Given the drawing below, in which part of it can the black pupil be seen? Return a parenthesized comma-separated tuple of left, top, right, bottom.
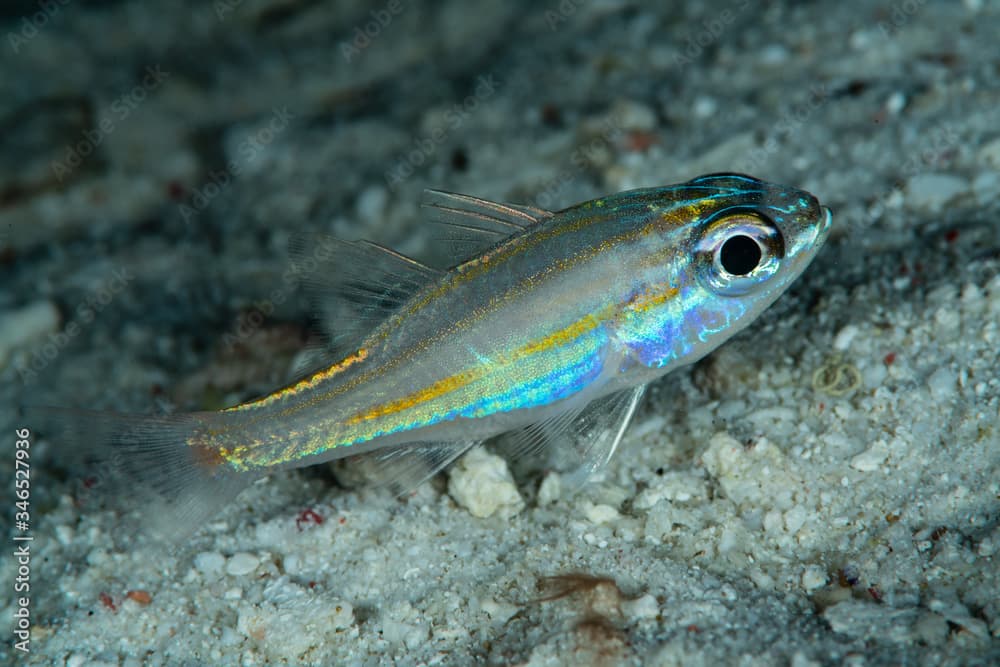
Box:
(719, 235, 761, 275)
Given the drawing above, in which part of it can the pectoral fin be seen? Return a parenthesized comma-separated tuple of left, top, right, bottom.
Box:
(498, 384, 646, 487)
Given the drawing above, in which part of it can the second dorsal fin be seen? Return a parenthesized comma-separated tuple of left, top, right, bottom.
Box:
(421, 189, 552, 264)
(289, 233, 443, 355)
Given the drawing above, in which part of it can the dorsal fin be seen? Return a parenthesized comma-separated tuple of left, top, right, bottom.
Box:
(421, 189, 552, 264)
(288, 233, 442, 356)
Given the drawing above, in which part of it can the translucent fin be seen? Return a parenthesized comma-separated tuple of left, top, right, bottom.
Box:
(287, 338, 342, 379)
(500, 404, 588, 463)
(563, 385, 645, 487)
(505, 202, 554, 219)
(22, 406, 253, 542)
(421, 189, 552, 264)
(498, 385, 645, 488)
(347, 440, 479, 496)
(288, 233, 442, 354)
(422, 189, 549, 230)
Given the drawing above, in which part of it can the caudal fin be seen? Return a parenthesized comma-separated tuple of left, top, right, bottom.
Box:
(22, 406, 253, 541)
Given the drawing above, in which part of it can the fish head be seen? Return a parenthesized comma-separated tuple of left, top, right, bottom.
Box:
(685, 172, 832, 302)
(617, 173, 832, 372)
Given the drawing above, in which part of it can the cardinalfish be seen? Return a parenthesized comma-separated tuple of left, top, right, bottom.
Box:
(29, 173, 831, 537)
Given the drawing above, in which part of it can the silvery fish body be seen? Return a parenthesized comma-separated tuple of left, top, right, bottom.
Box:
(31, 173, 832, 536)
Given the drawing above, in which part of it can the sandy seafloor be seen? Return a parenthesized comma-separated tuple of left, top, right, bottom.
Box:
(1, 0, 999, 665)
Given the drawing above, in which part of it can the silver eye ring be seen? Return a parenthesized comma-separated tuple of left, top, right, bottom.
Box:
(696, 213, 782, 295)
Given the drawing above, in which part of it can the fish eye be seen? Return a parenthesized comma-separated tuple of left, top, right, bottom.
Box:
(718, 234, 762, 276)
(696, 213, 783, 295)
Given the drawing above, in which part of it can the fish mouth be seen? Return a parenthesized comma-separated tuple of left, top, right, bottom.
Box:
(783, 205, 832, 278)
(817, 206, 833, 244)
(799, 205, 832, 252)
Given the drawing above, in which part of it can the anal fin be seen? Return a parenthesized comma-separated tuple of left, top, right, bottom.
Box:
(341, 440, 480, 497)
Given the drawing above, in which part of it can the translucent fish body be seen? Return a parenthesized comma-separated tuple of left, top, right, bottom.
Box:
(29, 173, 832, 535)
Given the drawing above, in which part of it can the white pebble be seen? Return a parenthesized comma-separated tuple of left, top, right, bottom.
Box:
(977, 536, 995, 557)
(692, 96, 717, 118)
(823, 599, 919, 642)
(928, 599, 989, 638)
(0, 300, 60, 366)
(760, 44, 789, 64)
(448, 446, 524, 519)
(977, 136, 1000, 169)
(850, 440, 890, 472)
(934, 305, 960, 330)
(226, 552, 260, 576)
(784, 505, 808, 534)
(972, 170, 1000, 204)
(537, 472, 561, 505)
(480, 597, 519, 625)
(194, 551, 226, 575)
(55, 524, 75, 547)
(801, 565, 828, 591)
(237, 595, 354, 658)
(961, 283, 982, 305)
(926, 367, 956, 401)
(634, 472, 706, 510)
(622, 593, 659, 621)
(629, 415, 666, 440)
(610, 99, 657, 131)
(792, 652, 822, 667)
(904, 173, 968, 212)
(914, 611, 949, 645)
(763, 509, 784, 535)
(355, 185, 388, 224)
(581, 502, 620, 525)
(832, 324, 859, 351)
(380, 619, 416, 646)
(885, 91, 906, 115)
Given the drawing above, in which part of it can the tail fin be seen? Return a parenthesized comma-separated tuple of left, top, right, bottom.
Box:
(22, 406, 254, 541)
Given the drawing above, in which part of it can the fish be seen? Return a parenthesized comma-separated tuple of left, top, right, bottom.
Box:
(27, 173, 832, 537)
